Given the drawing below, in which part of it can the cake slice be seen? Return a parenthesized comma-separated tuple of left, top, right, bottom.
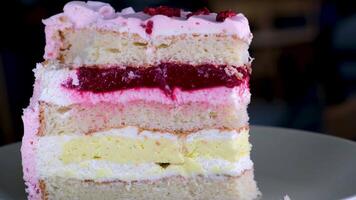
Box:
(21, 1, 260, 200)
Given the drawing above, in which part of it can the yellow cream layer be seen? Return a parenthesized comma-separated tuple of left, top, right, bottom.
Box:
(60, 127, 251, 165)
(43, 156, 254, 181)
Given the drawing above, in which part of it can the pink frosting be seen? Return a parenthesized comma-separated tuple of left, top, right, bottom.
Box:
(64, 85, 250, 106)
(63, 1, 116, 27)
(43, 1, 252, 59)
(21, 105, 41, 200)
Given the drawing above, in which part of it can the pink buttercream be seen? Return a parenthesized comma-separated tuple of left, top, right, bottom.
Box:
(43, 1, 252, 59)
(63, 1, 116, 27)
(21, 105, 41, 200)
(64, 85, 250, 106)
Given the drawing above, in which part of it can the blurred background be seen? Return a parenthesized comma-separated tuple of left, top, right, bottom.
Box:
(0, 0, 355, 146)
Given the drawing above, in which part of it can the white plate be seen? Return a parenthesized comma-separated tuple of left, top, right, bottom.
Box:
(0, 126, 355, 200)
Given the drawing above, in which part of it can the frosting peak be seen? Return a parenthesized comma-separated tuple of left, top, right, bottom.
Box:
(63, 1, 116, 27)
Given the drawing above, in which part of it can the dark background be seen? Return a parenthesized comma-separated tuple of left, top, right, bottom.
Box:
(0, 0, 355, 146)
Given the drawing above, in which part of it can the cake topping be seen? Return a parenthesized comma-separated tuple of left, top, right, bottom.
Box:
(43, 1, 252, 60)
(44, 1, 251, 40)
(63, 1, 116, 27)
(216, 10, 237, 22)
(186, 7, 210, 18)
(143, 6, 181, 17)
(120, 7, 135, 15)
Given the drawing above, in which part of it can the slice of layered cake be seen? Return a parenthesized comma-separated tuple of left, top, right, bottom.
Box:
(21, 1, 260, 199)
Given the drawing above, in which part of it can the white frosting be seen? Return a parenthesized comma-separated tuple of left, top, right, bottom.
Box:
(96, 126, 241, 140)
(98, 126, 177, 140)
(186, 129, 239, 142)
(38, 126, 245, 143)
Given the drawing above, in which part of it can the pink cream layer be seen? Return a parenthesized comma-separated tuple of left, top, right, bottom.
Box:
(43, 1, 252, 60)
(66, 86, 250, 106)
(21, 105, 41, 200)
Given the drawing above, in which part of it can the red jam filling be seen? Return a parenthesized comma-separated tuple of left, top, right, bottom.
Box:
(63, 64, 250, 96)
(142, 6, 237, 22)
(187, 7, 210, 18)
(143, 6, 181, 17)
(142, 20, 154, 34)
(216, 10, 237, 22)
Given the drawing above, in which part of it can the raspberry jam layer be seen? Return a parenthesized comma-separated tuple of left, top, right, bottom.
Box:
(63, 63, 250, 95)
